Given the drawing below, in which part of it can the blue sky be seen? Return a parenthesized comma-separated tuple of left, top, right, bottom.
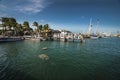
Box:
(0, 0, 120, 33)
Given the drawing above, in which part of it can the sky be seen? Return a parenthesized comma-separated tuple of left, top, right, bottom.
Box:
(0, 0, 120, 33)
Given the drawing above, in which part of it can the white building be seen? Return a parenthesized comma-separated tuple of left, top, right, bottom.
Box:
(59, 30, 73, 39)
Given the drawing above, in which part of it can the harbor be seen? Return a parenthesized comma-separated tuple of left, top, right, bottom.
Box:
(0, 17, 119, 43)
(0, 0, 120, 80)
(0, 18, 120, 80)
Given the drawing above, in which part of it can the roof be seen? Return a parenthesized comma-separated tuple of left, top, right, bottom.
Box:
(52, 30, 61, 33)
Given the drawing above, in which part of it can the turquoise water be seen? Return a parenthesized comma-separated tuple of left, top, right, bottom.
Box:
(0, 38, 120, 80)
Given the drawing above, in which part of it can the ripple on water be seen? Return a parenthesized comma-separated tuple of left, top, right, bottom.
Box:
(0, 38, 120, 80)
(0, 54, 9, 80)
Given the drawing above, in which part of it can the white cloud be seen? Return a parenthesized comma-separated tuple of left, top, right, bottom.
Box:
(0, 0, 51, 15)
(15, 0, 50, 13)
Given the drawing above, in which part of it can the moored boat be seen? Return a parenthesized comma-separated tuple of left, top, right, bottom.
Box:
(0, 37, 24, 42)
(90, 34, 99, 39)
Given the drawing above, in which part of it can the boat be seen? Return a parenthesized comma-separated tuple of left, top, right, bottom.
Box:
(24, 36, 32, 40)
(88, 18, 99, 39)
(31, 36, 46, 41)
(90, 34, 99, 39)
(40, 37, 46, 41)
(0, 37, 24, 42)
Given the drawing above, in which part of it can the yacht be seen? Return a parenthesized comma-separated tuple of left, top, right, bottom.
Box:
(90, 34, 99, 39)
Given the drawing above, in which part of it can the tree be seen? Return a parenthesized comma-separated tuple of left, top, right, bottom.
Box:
(38, 25, 42, 32)
(2, 17, 17, 29)
(23, 21, 31, 35)
(43, 24, 49, 31)
(16, 23, 24, 36)
(33, 21, 39, 34)
(38, 25, 42, 30)
(33, 22, 38, 28)
(1, 17, 17, 36)
(43, 24, 51, 40)
(23, 21, 30, 30)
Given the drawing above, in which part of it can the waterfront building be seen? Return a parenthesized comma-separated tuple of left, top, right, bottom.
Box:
(59, 30, 73, 39)
(51, 30, 61, 40)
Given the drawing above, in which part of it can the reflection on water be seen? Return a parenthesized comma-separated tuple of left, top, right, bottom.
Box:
(0, 38, 120, 80)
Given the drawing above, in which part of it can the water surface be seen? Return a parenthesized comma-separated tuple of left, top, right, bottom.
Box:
(0, 38, 120, 80)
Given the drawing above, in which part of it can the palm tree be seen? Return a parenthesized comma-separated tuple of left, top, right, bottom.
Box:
(32, 22, 39, 35)
(23, 21, 30, 35)
(43, 24, 49, 30)
(16, 23, 24, 36)
(33, 22, 38, 29)
(1, 17, 17, 36)
(9, 18, 17, 35)
(43, 24, 50, 40)
(1, 17, 8, 34)
(23, 21, 30, 29)
(38, 25, 43, 36)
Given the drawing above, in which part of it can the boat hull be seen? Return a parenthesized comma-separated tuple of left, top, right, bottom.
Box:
(0, 37, 24, 42)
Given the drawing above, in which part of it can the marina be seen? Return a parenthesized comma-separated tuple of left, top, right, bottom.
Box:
(0, 0, 120, 80)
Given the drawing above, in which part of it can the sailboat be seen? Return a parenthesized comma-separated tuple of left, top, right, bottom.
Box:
(88, 18, 99, 39)
(90, 33, 99, 39)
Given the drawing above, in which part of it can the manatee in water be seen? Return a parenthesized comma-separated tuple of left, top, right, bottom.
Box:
(38, 54, 49, 60)
(42, 47, 48, 50)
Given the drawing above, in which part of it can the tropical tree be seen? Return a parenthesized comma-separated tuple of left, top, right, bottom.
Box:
(16, 23, 24, 36)
(1, 17, 17, 36)
(43, 24, 51, 40)
(38, 25, 42, 30)
(23, 21, 30, 30)
(33, 21, 39, 33)
(23, 21, 31, 35)
(33, 22, 38, 29)
(38, 25, 43, 35)
(43, 24, 49, 31)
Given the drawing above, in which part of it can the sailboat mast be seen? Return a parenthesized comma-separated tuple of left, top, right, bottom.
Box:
(88, 18, 92, 34)
(96, 19, 99, 34)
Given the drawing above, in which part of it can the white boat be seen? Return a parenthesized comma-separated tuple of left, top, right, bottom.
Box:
(24, 36, 32, 40)
(91, 36, 99, 39)
(40, 37, 46, 41)
(31, 36, 46, 41)
(88, 18, 99, 40)
(90, 34, 99, 39)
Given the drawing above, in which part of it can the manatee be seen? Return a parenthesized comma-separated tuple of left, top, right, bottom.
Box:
(38, 54, 49, 60)
(42, 47, 48, 50)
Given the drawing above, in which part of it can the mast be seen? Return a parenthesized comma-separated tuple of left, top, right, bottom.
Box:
(96, 19, 99, 34)
(88, 18, 92, 34)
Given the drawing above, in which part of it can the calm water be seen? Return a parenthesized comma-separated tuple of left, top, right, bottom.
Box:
(0, 38, 120, 80)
